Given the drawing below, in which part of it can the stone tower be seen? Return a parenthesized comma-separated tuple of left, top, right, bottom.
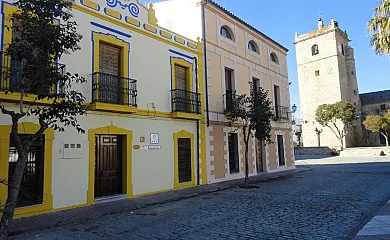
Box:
(294, 19, 361, 149)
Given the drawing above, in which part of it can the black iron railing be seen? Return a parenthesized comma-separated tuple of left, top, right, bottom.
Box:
(91, 72, 137, 106)
(1, 52, 66, 95)
(275, 106, 289, 121)
(223, 90, 235, 112)
(171, 89, 201, 114)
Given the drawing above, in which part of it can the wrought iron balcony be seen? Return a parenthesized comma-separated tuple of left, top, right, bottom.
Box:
(91, 72, 137, 106)
(223, 90, 235, 112)
(171, 89, 201, 114)
(275, 106, 289, 121)
(1, 52, 66, 95)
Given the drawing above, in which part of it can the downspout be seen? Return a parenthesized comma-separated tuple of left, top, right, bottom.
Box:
(201, 0, 210, 127)
(194, 57, 200, 185)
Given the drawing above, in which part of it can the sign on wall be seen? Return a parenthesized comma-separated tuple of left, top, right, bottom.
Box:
(150, 133, 159, 144)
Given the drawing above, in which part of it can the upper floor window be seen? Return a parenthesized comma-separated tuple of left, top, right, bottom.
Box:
(220, 26, 233, 40)
(311, 44, 319, 55)
(338, 43, 345, 55)
(248, 41, 258, 53)
(270, 52, 278, 64)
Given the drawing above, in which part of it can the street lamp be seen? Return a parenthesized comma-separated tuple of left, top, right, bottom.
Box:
(289, 104, 298, 114)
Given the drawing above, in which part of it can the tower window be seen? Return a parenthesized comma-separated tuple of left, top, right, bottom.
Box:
(351, 71, 354, 75)
(311, 44, 319, 55)
(315, 70, 320, 76)
(338, 43, 345, 55)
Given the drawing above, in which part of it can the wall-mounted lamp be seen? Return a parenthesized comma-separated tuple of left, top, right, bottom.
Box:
(289, 104, 298, 114)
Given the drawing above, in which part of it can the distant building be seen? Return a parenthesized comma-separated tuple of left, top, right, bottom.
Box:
(295, 18, 390, 148)
(360, 90, 390, 146)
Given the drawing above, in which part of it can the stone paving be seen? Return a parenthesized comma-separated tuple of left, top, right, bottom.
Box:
(10, 156, 390, 240)
(355, 199, 390, 239)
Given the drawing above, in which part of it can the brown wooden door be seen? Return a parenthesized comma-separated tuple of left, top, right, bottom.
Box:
(95, 135, 122, 198)
(256, 141, 264, 173)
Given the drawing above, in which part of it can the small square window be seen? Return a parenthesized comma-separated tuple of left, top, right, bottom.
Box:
(380, 104, 386, 111)
(71, 144, 75, 148)
(64, 144, 69, 149)
(315, 70, 320, 76)
(77, 144, 82, 149)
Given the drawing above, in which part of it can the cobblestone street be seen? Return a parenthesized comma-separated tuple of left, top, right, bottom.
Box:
(11, 157, 390, 240)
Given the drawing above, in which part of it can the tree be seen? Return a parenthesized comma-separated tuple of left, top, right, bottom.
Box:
(363, 111, 390, 146)
(0, 0, 87, 238)
(314, 127, 323, 147)
(368, 0, 390, 55)
(225, 83, 274, 188)
(315, 101, 356, 150)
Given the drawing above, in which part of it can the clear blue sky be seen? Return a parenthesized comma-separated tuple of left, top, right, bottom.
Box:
(211, 0, 390, 118)
(152, 0, 390, 117)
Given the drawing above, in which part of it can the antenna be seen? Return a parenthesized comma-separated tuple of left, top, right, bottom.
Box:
(319, 11, 322, 20)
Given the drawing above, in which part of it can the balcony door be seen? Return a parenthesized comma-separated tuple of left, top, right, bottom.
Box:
(274, 85, 281, 119)
(99, 43, 121, 104)
(174, 65, 190, 112)
(225, 68, 234, 111)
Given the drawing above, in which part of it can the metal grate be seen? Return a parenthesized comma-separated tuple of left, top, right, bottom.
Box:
(178, 138, 192, 183)
(8, 135, 45, 208)
(171, 89, 201, 114)
(91, 72, 137, 106)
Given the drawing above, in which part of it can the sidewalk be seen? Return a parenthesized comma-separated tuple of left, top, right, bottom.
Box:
(9, 167, 309, 236)
(355, 199, 390, 240)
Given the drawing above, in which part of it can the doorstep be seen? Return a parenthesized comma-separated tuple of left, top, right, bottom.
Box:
(9, 167, 310, 236)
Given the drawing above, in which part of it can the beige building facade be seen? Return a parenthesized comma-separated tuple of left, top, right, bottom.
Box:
(295, 18, 362, 149)
(154, 0, 296, 183)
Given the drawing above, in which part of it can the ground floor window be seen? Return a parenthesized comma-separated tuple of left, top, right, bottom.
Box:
(228, 133, 239, 173)
(277, 135, 285, 166)
(178, 138, 192, 183)
(8, 134, 45, 207)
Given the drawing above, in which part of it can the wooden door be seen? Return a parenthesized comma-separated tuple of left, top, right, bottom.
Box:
(277, 135, 285, 166)
(95, 135, 122, 198)
(256, 141, 265, 173)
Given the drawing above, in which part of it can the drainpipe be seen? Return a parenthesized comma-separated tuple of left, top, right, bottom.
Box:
(195, 56, 200, 186)
(201, 0, 210, 127)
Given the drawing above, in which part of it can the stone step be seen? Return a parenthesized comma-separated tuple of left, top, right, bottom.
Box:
(340, 147, 390, 157)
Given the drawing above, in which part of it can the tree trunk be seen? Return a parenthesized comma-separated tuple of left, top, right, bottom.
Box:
(317, 133, 321, 147)
(0, 152, 27, 240)
(244, 139, 249, 189)
(340, 137, 344, 151)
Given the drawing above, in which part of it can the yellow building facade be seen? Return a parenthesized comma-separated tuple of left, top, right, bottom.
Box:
(0, 0, 206, 218)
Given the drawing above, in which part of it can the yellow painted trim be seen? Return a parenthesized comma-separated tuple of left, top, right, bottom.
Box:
(80, 0, 100, 11)
(125, 16, 140, 27)
(143, 23, 157, 33)
(89, 102, 138, 114)
(160, 30, 172, 40)
(174, 36, 185, 45)
(92, 32, 130, 105)
(173, 130, 196, 189)
(187, 41, 197, 49)
(88, 125, 133, 204)
(171, 112, 202, 120)
(2, 3, 18, 51)
(147, 3, 158, 25)
(171, 58, 193, 93)
(73, 4, 201, 55)
(0, 122, 54, 218)
(104, 7, 122, 20)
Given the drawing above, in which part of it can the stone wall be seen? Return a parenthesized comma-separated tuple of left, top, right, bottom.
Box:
(294, 147, 332, 156)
